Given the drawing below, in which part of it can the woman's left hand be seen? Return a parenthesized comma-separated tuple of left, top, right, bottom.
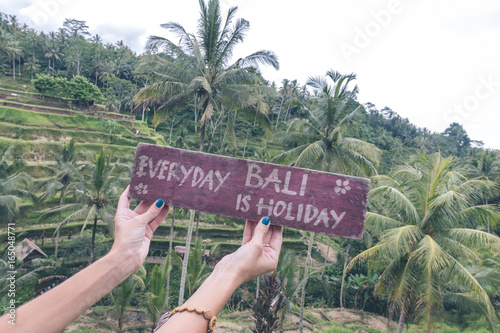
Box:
(216, 217, 283, 285)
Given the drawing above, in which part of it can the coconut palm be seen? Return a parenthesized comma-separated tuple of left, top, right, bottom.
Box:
(135, 0, 279, 306)
(0, 146, 32, 224)
(41, 150, 128, 263)
(44, 48, 62, 75)
(111, 265, 146, 333)
(145, 255, 172, 333)
(469, 149, 500, 233)
(273, 70, 380, 176)
(348, 152, 500, 333)
(134, 0, 279, 151)
(0, 257, 54, 314)
(37, 139, 80, 260)
(273, 70, 380, 331)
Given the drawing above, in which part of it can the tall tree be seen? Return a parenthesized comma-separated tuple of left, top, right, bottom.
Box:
(348, 152, 500, 333)
(469, 149, 500, 233)
(111, 265, 146, 333)
(37, 139, 80, 260)
(42, 151, 128, 263)
(273, 70, 380, 331)
(135, 0, 279, 151)
(145, 256, 172, 333)
(0, 146, 32, 224)
(135, 0, 279, 305)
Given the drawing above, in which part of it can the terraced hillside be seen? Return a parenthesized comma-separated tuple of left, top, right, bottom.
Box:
(0, 87, 315, 263)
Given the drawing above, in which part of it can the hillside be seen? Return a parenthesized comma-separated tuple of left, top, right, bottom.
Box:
(0, 83, 314, 257)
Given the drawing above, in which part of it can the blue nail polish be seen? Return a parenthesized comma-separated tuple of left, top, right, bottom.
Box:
(262, 216, 270, 226)
(156, 199, 164, 208)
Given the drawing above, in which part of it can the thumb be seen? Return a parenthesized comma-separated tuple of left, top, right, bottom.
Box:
(137, 199, 165, 224)
(251, 216, 271, 245)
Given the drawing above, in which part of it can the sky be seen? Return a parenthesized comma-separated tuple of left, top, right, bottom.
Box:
(1, 0, 499, 149)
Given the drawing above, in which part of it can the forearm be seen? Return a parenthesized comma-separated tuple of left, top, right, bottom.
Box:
(0, 251, 136, 333)
(158, 263, 242, 332)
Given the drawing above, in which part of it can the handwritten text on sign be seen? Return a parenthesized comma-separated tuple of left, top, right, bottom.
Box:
(130, 143, 370, 239)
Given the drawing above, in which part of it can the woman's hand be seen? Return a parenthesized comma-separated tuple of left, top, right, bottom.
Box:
(216, 217, 283, 285)
(110, 186, 170, 272)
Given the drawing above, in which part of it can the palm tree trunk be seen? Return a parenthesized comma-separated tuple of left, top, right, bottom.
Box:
(275, 97, 285, 129)
(299, 232, 315, 333)
(486, 198, 490, 233)
(340, 240, 350, 308)
(12, 53, 15, 81)
(178, 209, 195, 306)
(199, 122, 206, 152)
(54, 187, 66, 260)
(321, 236, 332, 277)
(165, 207, 175, 305)
(397, 308, 405, 333)
(90, 210, 98, 264)
(255, 275, 260, 300)
(195, 212, 200, 242)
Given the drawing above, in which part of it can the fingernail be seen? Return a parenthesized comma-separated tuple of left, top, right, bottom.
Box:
(156, 199, 164, 208)
(262, 216, 270, 226)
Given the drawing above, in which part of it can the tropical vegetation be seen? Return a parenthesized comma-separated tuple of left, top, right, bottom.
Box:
(0, 1, 499, 332)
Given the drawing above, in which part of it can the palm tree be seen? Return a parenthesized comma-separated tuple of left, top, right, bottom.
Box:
(0, 146, 32, 224)
(273, 71, 380, 331)
(112, 265, 146, 333)
(37, 139, 80, 260)
(44, 48, 62, 75)
(348, 152, 500, 333)
(8, 40, 21, 81)
(24, 56, 41, 80)
(135, 0, 279, 306)
(469, 149, 500, 233)
(41, 150, 128, 263)
(0, 258, 54, 314)
(273, 70, 379, 176)
(275, 79, 290, 129)
(135, 0, 279, 151)
(145, 255, 172, 333)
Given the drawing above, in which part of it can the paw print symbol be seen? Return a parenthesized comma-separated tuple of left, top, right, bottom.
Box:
(134, 183, 148, 195)
(334, 179, 351, 195)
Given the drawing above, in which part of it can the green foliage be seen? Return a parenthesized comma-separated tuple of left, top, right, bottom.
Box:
(60, 230, 110, 260)
(32, 74, 104, 106)
(135, 0, 279, 150)
(0, 146, 32, 223)
(67, 75, 104, 105)
(32, 73, 57, 95)
(145, 255, 172, 330)
(349, 152, 500, 331)
(273, 71, 380, 177)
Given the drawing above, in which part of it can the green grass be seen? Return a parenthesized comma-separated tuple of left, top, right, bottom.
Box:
(0, 106, 131, 134)
(0, 137, 137, 160)
(0, 121, 155, 146)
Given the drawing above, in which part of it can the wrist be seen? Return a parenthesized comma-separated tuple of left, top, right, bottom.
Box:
(105, 249, 138, 279)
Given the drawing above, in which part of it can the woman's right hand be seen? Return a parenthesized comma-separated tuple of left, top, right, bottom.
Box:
(215, 217, 283, 285)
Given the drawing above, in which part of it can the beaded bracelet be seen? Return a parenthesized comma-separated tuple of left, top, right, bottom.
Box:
(171, 305, 217, 333)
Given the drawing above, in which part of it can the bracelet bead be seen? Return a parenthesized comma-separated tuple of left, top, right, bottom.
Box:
(170, 305, 216, 333)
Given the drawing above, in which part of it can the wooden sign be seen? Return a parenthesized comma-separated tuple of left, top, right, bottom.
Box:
(130, 143, 370, 239)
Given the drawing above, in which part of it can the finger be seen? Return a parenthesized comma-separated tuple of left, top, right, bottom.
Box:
(135, 198, 165, 225)
(117, 186, 131, 211)
(242, 220, 257, 245)
(269, 225, 283, 250)
(149, 206, 170, 233)
(134, 200, 153, 215)
(250, 216, 271, 245)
